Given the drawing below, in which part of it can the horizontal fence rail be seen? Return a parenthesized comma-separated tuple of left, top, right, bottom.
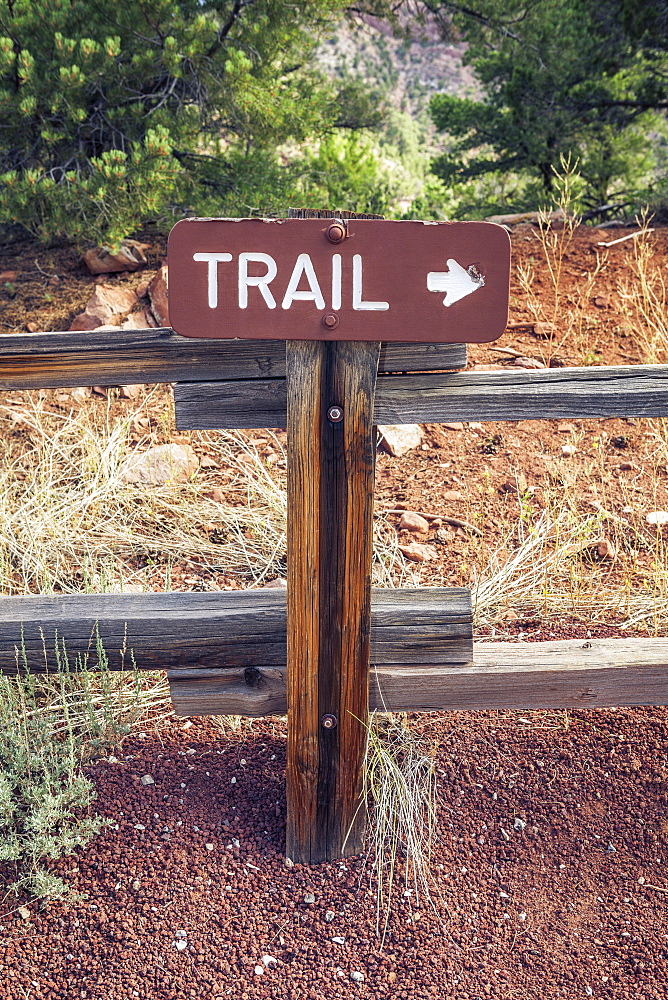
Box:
(175, 365, 668, 428)
(0, 328, 467, 390)
(167, 636, 668, 716)
(0, 588, 473, 675)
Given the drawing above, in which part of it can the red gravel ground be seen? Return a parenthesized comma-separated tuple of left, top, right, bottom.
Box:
(2, 706, 668, 1000)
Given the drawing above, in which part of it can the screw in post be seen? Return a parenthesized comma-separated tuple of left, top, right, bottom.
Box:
(321, 713, 338, 730)
(327, 405, 343, 423)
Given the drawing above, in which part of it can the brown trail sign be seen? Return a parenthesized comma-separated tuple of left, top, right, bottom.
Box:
(167, 211, 510, 863)
(3, 212, 668, 868)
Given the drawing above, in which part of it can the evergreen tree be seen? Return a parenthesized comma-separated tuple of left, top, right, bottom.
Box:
(0, 1, 381, 243)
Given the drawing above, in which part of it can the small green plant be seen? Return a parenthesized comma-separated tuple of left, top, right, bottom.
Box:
(0, 630, 166, 905)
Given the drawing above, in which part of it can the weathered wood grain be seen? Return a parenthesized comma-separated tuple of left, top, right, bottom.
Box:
(0, 588, 472, 675)
(285, 339, 381, 863)
(174, 364, 668, 429)
(0, 328, 466, 391)
(168, 637, 668, 716)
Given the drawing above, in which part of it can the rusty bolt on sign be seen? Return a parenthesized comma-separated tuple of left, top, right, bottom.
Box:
(326, 222, 346, 244)
(321, 713, 338, 730)
(322, 312, 339, 331)
(327, 405, 343, 423)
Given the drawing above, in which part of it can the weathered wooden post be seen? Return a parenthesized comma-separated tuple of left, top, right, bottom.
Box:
(167, 211, 510, 863)
(285, 337, 380, 861)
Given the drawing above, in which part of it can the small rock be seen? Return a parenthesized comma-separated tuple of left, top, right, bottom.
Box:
(148, 265, 169, 326)
(557, 423, 574, 432)
(593, 294, 609, 308)
(18, 906, 30, 921)
(442, 489, 465, 502)
(260, 577, 287, 589)
(304, 893, 316, 904)
(205, 843, 214, 851)
(442, 421, 464, 431)
(121, 308, 157, 330)
(399, 543, 438, 563)
(324, 910, 336, 922)
(132, 880, 141, 891)
(596, 538, 616, 561)
(261, 955, 277, 967)
(69, 284, 138, 331)
(350, 971, 365, 983)
(332, 936, 346, 945)
(26, 321, 39, 333)
(82, 240, 150, 275)
(254, 965, 264, 976)
(607, 842, 616, 853)
(532, 321, 555, 338)
(0, 269, 18, 282)
(398, 511, 429, 533)
(377, 424, 424, 457)
(175, 929, 187, 939)
(175, 940, 187, 951)
(119, 443, 199, 486)
(561, 444, 577, 456)
(501, 608, 521, 622)
(513, 356, 545, 369)
(118, 384, 144, 399)
(140, 774, 154, 785)
(646, 510, 668, 525)
(513, 817, 526, 831)
(284, 857, 294, 868)
(619, 461, 634, 471)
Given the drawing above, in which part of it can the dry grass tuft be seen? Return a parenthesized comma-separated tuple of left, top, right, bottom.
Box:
(362, 711, 439, 943)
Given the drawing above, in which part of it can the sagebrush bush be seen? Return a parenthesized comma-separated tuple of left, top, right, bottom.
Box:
(0, 631, 145, 903)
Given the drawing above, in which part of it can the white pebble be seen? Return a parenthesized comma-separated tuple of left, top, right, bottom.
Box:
(140, 774, 154, 785)
(175, 929, 187, 939)
(205, 843, 214, 851)
(332, 936, 346, 945)
(562, 444, 577, 456)
(261, 955, 277, 967)
(646, 511, 668, 525)
(254, 965, 264, 976)
(175, 940, 187, 951)
(231, 777, 237, 784)
(350, 971, 365, 983)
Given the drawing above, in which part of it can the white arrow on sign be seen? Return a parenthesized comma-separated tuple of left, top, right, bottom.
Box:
(427, 259, 485, 308)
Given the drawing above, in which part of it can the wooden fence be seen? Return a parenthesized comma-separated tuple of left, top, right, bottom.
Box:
(1, 325, 666, 715)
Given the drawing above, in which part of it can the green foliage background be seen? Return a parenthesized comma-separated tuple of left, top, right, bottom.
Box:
(0, 0, 667, 241)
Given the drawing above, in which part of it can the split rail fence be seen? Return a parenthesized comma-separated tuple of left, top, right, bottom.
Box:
(2, 324, 668, 856)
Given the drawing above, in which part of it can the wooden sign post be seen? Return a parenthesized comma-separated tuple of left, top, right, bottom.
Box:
(173, 212, 509, 862)
(286, 339, 380, 861)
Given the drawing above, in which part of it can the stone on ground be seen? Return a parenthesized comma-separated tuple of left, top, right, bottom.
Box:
(398, 511, 430, 533)
(69, 284, 138, 331)
(120, 443, 199, 486)
(148, 265, 169, 326)
(82, 240, 150, 275)
(378, 424, 423, 457)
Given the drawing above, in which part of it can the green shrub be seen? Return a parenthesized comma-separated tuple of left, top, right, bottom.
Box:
(0, 631, 149, 903)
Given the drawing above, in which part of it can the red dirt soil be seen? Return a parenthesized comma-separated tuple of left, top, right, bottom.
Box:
(1, 222, 668, 998)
